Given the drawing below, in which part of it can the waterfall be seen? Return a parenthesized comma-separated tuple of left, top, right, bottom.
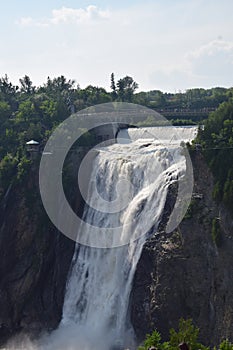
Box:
(54, 126, 196, 350)
(5, 126, 197, 350)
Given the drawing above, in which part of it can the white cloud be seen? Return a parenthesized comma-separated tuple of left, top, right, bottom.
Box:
(186, 39, 233, 83)
(17, 16, 49, 28)
(188, 39, 233, 60)
(51, 6, 110, 24)
(18, 5, 110, 27)
(148, 39, 233, 91)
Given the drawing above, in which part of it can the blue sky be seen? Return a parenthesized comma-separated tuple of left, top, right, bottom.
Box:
(1, 0, 233, 92)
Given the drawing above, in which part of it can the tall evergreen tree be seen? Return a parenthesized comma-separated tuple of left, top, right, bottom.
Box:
(110, 73, 117, 101)
(19, 75, 35, 95)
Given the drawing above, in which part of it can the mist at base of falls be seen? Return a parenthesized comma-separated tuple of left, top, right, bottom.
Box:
(4, 126, 197, 350)
(5, 324, 129, 350)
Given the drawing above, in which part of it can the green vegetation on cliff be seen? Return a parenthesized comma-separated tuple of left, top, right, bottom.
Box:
(196, 100, 233, 215)
(139, 319, 233, 350)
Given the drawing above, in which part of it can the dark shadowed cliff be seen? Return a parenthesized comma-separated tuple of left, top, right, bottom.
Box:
(0, 164, 75, 344)
(131, 151, 233, 345)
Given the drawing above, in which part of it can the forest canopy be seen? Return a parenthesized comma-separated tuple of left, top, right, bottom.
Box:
(0, 73, 233, 209)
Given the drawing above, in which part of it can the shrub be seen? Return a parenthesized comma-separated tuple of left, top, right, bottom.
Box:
(138, 330, 162, 350)
(0, 153, 18, 190)
(169, 318, 201, 350)
(17, 156, 31, 182)
(138, 319, 209, 350)
(219, 339, 233, 350)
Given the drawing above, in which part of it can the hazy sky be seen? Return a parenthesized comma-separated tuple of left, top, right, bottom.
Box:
(1, 0, 233, 92)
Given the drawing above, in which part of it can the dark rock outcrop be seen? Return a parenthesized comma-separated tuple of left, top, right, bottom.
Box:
(131, 152, 233, 345)
(0, 148, 89, 344)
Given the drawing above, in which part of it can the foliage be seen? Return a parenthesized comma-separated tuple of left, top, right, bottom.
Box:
(17, 156, 32, 182)
(212, 181, 222, 204)
(169, 318, 204, 350)
(0, 153, 18, 199)
(184, 199, 197, 219)
(138, 319, 221, 350)
(197, 100, 233, 215)
(19, 75, 35, 94)
(138, 330, 162, 350)
(223, 172, 233, 214)
(110, 72, 117, 101)
(138, 320, 233, 350)
(1, 73, 233, 204)
(0, 100, 11, 123)
(116, 75, 139, 102)
(219, 339, 233, 350)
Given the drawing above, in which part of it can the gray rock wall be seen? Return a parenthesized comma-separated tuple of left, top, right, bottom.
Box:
(131, 152, 233, 346)
(0, 147, 90, 344)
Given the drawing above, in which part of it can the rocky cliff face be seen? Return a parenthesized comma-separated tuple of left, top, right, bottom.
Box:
(0, 149, 88, 345)
(131, 152, 233, 345)
(0, 150, 233, 347)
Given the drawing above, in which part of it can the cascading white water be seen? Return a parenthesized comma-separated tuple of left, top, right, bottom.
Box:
(54, 126, 197, 350)
(4, 126, 197, 350)
(118, 125, 198, 144)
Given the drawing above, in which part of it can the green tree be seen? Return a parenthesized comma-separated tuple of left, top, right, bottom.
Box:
(0, 154, 18, 191)
(110, 72, 117, 101)
(39, 98, 58, 125)
(197, 100, 233, 216)
(138, 330, 162, 350)
(0, 74, 18, 109)
(40, 75, 75, 96)
(169, 319, 203, 350)
(19, 75, 35, 95)
(0, 100, 11, 124)
(78, 85, 111, 106)
(116, 75, 139, 102)
(16, 100, 38, 122)
(137, 319, 210, 350)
